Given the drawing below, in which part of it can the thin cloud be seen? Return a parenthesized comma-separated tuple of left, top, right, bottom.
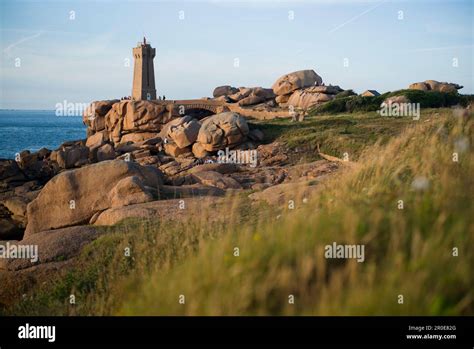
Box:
(3, 31, 43, 56)
(328, 0, 387, 33)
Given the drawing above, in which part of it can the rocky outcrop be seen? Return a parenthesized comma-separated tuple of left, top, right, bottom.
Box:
(119, 132, 157, 144)
(238, 95, 265, 106)
(160, 115, 201, 149)
(227, 87, 275, 105)
(275, 94, 291, 104)
(3, 196, 30, 228)
(24, 160, 163, 236)
(409, 80, 463, 93)
(163, 143, 192, 157)
(269, 71, 341, 109)
(191, 171, 242, 189)
(93, 199, 185, 226)
(426, 80, 461, 93)
(256, 142, 289, 166)
(96, 143, 116, 162)
(252, 87, 276, 100)
(287, 88, 335, 110)
(159, 184, 226, 199)
(158, 159, 193, 178)
(85, 131, 106, 150)
(0, 219, 22, 240)
(121, 101, 169, 132)
(187, 163, 239, 175)
(0, 178, 43, 246)
(408, 82, 428, 91)
(248, 129, 265, 142)
(82, 98, 263, 163)
(307, 85, 343, 95)
(248, 181, 319, 206)
(83, 99, 119, 136)
(228, 88, 252, 102)
(0, 160, 26, 186)
(272, 70, 323, 96)
(50, 140, 89, 169)
(15, 149, 55, 182)
(213, 85, 239, 98)
(192, 142, 210, 158)
(195, 112, 249, 152)
(93, 196, 222, 226)
(0, 158, 45, 239)
(105, 100, 173, 144)
(0, 226, 102, 271)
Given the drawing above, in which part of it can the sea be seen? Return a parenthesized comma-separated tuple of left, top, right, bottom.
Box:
(0, 110, 86, 159)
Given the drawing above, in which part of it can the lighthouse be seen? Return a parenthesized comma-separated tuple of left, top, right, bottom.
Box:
(132, 37, 157, 101)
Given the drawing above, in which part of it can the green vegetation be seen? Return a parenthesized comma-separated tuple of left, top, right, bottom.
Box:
(3, 108, 473, 316)
(255, 110, 430, 161)
(335, 89, 357, 99)
(310, 90, 472, 115)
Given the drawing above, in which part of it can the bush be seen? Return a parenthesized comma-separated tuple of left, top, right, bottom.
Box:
(310, 89, 469, 115)
(453, 94, 473, 107)
(311, 94, 389, 115)
(311, 97, 349, 114)
(344, 94, 389, 112)
(387, 89, 459, 108)
(335, 89, 357, 99)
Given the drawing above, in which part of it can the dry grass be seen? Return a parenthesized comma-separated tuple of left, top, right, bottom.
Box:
(6, 109, 473, 316)
(118, 109, 473, 315)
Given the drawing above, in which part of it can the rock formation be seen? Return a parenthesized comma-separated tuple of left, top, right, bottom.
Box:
(50, 140, 89, 169)
(195, 112, 249, 152)
(2, 65, 469, 311)
(287, 85, 343, 109)
(272, 70, 323, 96)
(24, 160, 162, 236)
(213, 85, 239, 98)
(159, 115, 201, 149)
(408, 80, 463, 93)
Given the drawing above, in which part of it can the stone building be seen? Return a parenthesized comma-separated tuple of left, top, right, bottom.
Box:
(132, 37, 157, 100)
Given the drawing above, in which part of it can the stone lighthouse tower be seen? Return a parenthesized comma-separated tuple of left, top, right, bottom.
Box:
(132, 37, 157, 100)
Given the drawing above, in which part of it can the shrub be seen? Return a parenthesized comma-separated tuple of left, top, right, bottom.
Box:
(311, 97, 349, 114)
(335, 89, 357, 99)
(311, 90, 469, 115)
(344, 94, 389, 112)
(387, 89, 459, 108)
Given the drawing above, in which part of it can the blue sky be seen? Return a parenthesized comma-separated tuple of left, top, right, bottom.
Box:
(0, 0, 472, 109)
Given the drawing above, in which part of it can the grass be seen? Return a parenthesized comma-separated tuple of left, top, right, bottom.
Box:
(4, 196, 270, 315)
(2, 108, 473, 316)
(255, 110, 432, 161)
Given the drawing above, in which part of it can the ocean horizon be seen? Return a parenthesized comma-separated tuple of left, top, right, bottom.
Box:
(0, 110, 86, 159)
